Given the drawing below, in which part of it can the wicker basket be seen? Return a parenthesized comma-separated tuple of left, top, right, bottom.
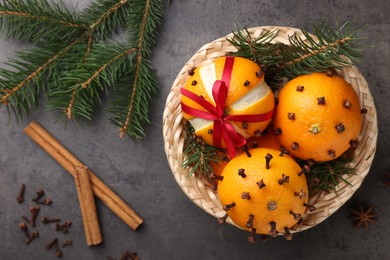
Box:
(163, 26, 378, 233)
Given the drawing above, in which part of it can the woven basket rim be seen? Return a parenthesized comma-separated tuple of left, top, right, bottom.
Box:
(163, 26, 378, 233)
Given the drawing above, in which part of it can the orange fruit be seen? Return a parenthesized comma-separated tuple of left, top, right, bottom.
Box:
(218, 148, 308, 237)
(181, 56, 274, 147)
(273, 72, 363, 161)
(211, 126, 284, 176)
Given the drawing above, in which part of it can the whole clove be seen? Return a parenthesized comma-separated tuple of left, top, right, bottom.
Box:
(242, 145, 251, 158)
(335, 123, 345, 133)
(291, 142, 299, 150)
(317, 96, 326, 105)
(19, 222, 30, 239)
(223, 202, 236, 211)
(37, 198, 52, 205)
(17, 184, 26, 203)
(296, 85, 304, 92)
(217, 213, 228, 224)
(209, 173, 223, 181)
(188, 67, 196, 76)
(62, 240, 73, 248)
(32, 189, 45, 202)
(241, 192, 250, 200)
(46, 238, 59, 250)
(343, 99, 352, 108)
(278, 174, 290, 185)
(298, 164, 310, 176)
(284, 227, 293, 240)
(41, 217, 61, 224)
(238, 169, 246, 178)
(287, 112, 295, 120)
(269, 222, 278, 238)
(244, 80, 250, 87)
(274, 127, 282, 135)
(248, 228, 256, 243)
(55, 221, 72, 234)
(257, 179, 266, 189)
(289, 210, 301, 220)
(294, 189, 307, 199)
(279, 147, 289, 157)
(265, 153, 273, 169)
(120, 251, 139, 260)
(24, 206, 40, 226)
(246, 214, 254, 228)
(304, 203, 316, 212)
(327, 150, 336, 158)
(26, 231, 39, 245)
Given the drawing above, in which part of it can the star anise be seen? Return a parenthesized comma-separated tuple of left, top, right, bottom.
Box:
(348, 203, 378, 230)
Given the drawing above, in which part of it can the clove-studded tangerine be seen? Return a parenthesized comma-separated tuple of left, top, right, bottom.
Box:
(273, 72, 363, 161)
(218, 148, 308, 237)
(181, 56, 274, 149)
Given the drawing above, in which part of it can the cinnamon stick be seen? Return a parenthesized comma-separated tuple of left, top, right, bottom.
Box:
(23, 121, 143, 230)
(74, 165, 102, 246)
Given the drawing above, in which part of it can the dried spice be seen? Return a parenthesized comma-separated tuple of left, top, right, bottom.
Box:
(348, 203, 378, 229)
(17, 184, 25, 203)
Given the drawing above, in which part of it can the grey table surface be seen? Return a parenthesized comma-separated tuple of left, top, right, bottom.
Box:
(1, 0, 389, 259)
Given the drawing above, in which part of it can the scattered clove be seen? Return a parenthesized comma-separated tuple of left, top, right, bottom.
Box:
(24, 206, 40, 226)
(241, 192, 250, 200)
(19, 222, 30, 239)
(361, 108, 368, 114)
(41, 217, 61, 224)
(62, 240, 73, 248)
(32, 189, 45, 202)
(120, 251, 139, 260)
(223, 202, 236, 211)
(46, 238, 59, 250)
(238, 168, 246, 178)
(55, 221, 72, 234)
(248, 228, 256, 243)
(269, 222, 278, 238)
(278, 174, 290, 185)
(17, 183, 26, 203)
(246, 215, 254, 228)
(26, 231, 39, 245)
(256, 179, 266, 189)
(37, 198, 52, 205)
(284, 227, 293, 240)
(265, 153, 273, 169)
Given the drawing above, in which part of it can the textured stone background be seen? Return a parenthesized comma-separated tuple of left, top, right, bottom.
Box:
(1, 0, 389, 259)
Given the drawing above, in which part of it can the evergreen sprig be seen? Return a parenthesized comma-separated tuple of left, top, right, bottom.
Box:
(182, 123, 225, 177)
(0, 0, 86, 42)
(0, 0, 165, 138)
(229, 20, 365, 83)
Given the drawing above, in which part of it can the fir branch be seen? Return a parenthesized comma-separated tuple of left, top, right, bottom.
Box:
(0, 0, 86, 42)
(0, 36, 84, 117)
(110, 0, 164, 138)
(307, 158, 355, 196)
(182, 123, 225, 177)
(81, 0, 131, 40)
(47, 43, 136, 120)
(229, 20, 365, 81)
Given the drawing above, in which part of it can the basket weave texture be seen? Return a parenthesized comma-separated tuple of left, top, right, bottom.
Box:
(163, 26, 378, 232)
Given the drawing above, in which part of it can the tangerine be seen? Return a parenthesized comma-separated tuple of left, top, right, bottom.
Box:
(181, 56, 274, 147)
(273, 72, 363, 161)
(218, 148, 308, 237)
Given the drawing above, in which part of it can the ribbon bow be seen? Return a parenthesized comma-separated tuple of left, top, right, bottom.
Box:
(181, 56, 273, 158)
